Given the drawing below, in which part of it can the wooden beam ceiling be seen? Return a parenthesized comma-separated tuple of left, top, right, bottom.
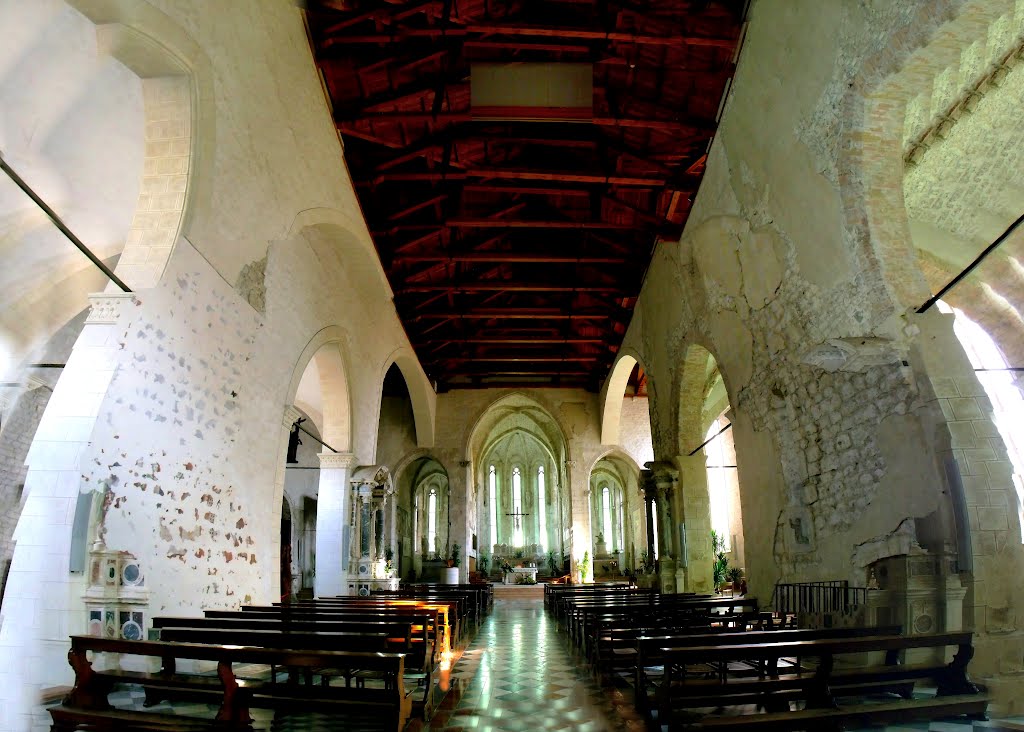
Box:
(306, 0, 745, 391)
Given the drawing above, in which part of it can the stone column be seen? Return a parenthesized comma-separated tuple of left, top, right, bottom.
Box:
(0, 293, 135, 729)
(566, 459, 592, 581)
(445, 459, 473, 582)
(674, 452, 715, 594)
(314, 451, 356, 597)
(646, 461, 678, 593)
(642, 479, 656, 561)
(907, 309, 1024, 707)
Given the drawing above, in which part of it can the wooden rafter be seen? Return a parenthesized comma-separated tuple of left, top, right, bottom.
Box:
(306, 0, 745, 390)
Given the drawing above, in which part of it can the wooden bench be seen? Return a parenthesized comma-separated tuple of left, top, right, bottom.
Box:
(631, 625, 902, 712)
(655, 631, 987, 730)
(569, 596, 753, 649)
(49, 635, 414, 731)
(153, 616, 436, 714)
(244, 601, 452, 654)
(276, 599, 457, 649)
(155, 613, 436, 673)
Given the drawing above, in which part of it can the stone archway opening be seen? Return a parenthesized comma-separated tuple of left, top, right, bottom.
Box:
(676, 343, 745, 594)
(394, 456, 450, 581)
(587, 453, 641, 581)
(466, 394, 572, 581)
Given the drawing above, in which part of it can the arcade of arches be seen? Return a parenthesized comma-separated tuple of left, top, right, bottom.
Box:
(3, 0, 1024, 728)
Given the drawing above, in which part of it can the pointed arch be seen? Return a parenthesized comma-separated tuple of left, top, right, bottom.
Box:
(380, 348, 436, 449)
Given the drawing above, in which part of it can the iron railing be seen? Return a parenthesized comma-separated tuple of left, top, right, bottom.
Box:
(772, 580, 869, 617)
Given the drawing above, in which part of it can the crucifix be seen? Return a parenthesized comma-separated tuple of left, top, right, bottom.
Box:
(505, 508, 530, 531)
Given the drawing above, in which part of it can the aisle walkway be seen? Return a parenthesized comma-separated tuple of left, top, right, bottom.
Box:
(426, 599, 644, 732)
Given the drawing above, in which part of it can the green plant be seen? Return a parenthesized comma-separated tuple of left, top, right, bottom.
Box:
(712, 530, 729, 589)
(727, 566, 743, 584)
(513, 548, 525, 560)
(577, 551, 590, 583)
(499, 559, 514, 575)
(515, 574, 537, 585)
(449, 543, 462, 568)
(478, 554, 489, 574)
(547, 550, 559, 576)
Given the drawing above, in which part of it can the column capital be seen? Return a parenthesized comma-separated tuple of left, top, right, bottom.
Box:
(282, 405, 304, 429)
(319, 451, 356, 469)
(564, 459, 579, 469)
(87, 292, 137, 324)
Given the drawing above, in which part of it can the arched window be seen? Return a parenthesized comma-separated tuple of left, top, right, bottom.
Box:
(601, 484, 613, 549)
(705, 417, 732, 551)
(939, 301, 1024, 540)
(488, 465, 498, 549)
(537, 465, 547, 552)
(427, 486, 437, 554)
(512, 465, 523, 547)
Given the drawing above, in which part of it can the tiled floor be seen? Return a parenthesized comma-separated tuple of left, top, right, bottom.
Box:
(34, 598, 1015, 731)
(425, 599, 645, 731)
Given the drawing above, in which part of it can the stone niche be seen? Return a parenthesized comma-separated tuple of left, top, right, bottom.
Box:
(83, 544, 148, 640)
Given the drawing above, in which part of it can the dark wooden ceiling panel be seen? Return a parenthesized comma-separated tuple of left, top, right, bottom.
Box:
(306, 0, 746, 391)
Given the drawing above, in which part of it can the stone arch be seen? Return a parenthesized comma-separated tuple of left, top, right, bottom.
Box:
(600, 348, 643, 445)
(676, 342, 731, 456)
(464, 391, 571, 464)
(286, 208, 392, 300)
(67, 0, 218, 290)
(836, 0, 1013, 317)
(286, 326, 353, 452)
(380, 348, 436, 450)
(587, 448, 643, 571)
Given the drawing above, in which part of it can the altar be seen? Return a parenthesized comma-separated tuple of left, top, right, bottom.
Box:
(503, 566, 538, 585)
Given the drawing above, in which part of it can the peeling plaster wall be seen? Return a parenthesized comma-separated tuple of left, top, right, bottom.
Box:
(4, 0, 426, 657)
(622, 0, 941, 591)
(616, 0, 1024, 705)
(87, 222, 417, 616)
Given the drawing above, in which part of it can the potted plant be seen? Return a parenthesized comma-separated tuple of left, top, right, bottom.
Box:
(383, 547, 395, 577)
(478, 554, 489, 576)
(712, 530, 729, 593)
(444, 543, 461, 584)
(727, 566, 744, 594)
(547, 550, 559, 578)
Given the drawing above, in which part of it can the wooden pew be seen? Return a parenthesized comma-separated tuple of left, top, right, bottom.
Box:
(632, 625, 902, 713)
(252, 601, 453, 654)
(281, 597, 459, 643)
(655, 631, 987, 730)
(153, 614, 436, 714)
(154, 614, 436, 674)
(49, 635, 414, 731)
(569, 596, 752, 649)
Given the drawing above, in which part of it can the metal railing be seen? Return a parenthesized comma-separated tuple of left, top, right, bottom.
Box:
(772, 580, 869, 617)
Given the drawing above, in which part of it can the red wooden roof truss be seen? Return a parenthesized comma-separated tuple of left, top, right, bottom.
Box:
(306, 0, 745, 390)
